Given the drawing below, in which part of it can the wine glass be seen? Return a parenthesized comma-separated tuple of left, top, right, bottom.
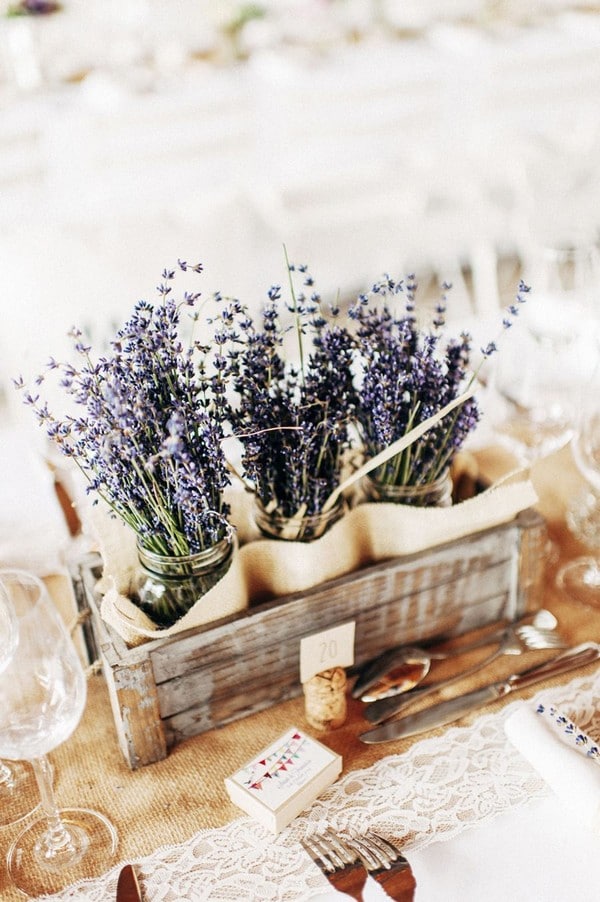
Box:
(0, 586, 17, 671)
(0, 569, 118, 896)
(492, 241, 599, 464)
(0, 583, 39, 828)
(557, 402, 600, 608)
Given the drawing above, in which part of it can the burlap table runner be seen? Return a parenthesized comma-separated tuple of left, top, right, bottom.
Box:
(1, 444, 598, 902)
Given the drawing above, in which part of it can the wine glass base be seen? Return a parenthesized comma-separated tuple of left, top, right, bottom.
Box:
(7, 807, 118, 897)
(0, 760, 39, 828)
(557, 557, 600, 608)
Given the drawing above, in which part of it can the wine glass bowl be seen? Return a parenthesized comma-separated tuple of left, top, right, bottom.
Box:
(0, 574, 86, 761)
(0, 578, 39, 829)
(0, 586, 17, 675)
(557, 409, 600, 608)
(0, 569, 117, 896)
(493, 240, 599, 465)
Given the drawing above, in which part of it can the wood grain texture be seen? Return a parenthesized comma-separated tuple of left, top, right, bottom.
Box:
(75, 508, 547, 768)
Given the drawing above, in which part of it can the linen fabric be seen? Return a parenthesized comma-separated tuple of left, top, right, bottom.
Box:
(95, 471, 538, 646)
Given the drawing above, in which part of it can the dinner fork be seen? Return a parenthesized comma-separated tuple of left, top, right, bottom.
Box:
(364, 622, 567, 725)
(302, 829, 416, 902)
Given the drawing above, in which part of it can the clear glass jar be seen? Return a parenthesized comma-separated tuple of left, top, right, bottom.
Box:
(362, 469, 452, 508)
(253, 498, 345, 542)
(133, 536, 234, 628)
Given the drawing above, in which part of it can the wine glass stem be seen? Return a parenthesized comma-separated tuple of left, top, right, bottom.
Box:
(0, 759, 14, 787)
(32, 755, 75, 858)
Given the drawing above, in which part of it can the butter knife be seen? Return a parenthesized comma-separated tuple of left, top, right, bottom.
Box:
(360, 641, 600, 744)
(116, 864, 142, 902)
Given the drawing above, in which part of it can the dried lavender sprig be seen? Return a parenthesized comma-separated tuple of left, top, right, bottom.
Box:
(350, 276, 529, 488)
(214, 262, 358, 519)
(16, 262, 232, 556)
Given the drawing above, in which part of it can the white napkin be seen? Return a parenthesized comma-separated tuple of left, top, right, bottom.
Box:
(0, 426, 70, 576)
(505, 702, 600, 831)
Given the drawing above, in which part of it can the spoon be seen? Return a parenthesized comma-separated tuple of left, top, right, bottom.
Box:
(353, 609, 558, 703)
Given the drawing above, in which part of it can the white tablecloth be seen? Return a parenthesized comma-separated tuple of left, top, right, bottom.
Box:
(0, 425, 70, 576)
(38, 668, 600, 901)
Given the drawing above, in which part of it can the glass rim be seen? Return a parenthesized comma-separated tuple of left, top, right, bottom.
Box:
(136, 532, 234, 568)
(0, 569, 47, 620)
(253, 495, 345, 526)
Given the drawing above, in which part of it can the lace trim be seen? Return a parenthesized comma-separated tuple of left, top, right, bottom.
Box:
(39, 671, 600, 901)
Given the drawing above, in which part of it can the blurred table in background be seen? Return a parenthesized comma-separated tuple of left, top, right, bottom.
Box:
(1, 1, 600, 424)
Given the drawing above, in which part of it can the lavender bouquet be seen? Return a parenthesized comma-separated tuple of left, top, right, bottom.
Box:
(349, 276, 529, 492)
(219, 261, 357, 538)
(16, 262, 232, 561)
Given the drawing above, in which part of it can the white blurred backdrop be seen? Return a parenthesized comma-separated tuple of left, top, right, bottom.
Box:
(1, 0, 600, 427)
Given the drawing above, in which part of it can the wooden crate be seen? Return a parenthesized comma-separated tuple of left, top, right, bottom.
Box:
(73, 507, 546, 769)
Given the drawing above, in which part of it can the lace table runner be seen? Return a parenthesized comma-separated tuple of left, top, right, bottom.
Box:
(40, 671, 600, 902)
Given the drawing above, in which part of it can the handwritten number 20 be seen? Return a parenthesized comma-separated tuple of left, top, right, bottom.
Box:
(319, 639, 338, 664)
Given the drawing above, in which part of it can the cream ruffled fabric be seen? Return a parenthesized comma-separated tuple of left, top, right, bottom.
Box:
(93, 469, 538, 648)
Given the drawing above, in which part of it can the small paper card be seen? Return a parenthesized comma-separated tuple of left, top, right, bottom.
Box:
(300, 621, 355, 684)
(224, 727, 342, 834)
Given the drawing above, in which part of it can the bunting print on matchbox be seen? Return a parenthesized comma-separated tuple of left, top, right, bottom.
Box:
(224, 728, 342, 833)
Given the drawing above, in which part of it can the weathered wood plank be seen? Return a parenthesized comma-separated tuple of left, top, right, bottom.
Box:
(149, 522, 520, 684)
(76, 507, 547, 768)
(100, 659, 167, 769)
(155, 579, 513, 720)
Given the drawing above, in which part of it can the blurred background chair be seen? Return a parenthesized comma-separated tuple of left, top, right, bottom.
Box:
(1, 0, 600, 428)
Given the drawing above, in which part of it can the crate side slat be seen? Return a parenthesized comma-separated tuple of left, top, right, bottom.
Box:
(149, 523, 519, 683)
(80, 507, 547, 767)
(99, 658, 168, 769)
(163, 678, 303, 746)
(156, 562, 515, 719)
(158, 584, 510, 744)
(516, 508, 548, 610)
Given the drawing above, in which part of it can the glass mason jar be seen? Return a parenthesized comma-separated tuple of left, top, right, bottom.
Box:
(133, 535, 234, 629)
(253, 498, 345, 542)
(361, 469, 452, 508)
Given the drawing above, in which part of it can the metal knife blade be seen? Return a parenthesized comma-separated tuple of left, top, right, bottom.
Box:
(116, 864, 142, 902)
(360, 641, 600, 744)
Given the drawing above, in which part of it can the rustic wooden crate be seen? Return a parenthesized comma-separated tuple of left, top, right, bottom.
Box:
(73, 506, 546, 769)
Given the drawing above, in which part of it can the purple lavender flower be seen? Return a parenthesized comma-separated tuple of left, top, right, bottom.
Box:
(7, 1, 62, 16)
(17, 262, 231, 557)
(217, 262, 358, 519)
(350, 276, 529, 488)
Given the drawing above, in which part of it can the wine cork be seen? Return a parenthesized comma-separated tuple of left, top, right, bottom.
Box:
(303, 666, 347, 731)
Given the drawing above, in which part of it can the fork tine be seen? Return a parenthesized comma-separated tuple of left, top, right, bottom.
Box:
(301, 836, 337, 873)
(338, 832, 417, 899)
(515, 625, 567, 649)
(363, 831, 401, 862)
(301, 833, 368, 902)
(320, 830, 356, 865)
(342, 834, 383, 870)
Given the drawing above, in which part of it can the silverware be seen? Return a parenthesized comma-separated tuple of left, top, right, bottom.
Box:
(302, 829, 416, 901)
(360, 641, 600, 743)
(363, 620, 566, 725)
(302, 832, 367, 901)
(344, 831, 416, 902)
(352, 609, 557, 701)
(116, 864, 142, 902)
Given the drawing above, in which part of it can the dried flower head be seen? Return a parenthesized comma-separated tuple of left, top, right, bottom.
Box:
(349, 276, 530, 487)
(16, 262, 231, 556)
(218, 259, 358, 519)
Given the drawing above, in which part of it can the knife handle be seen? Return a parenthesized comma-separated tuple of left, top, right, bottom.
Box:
(509, 641, 600, 691)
